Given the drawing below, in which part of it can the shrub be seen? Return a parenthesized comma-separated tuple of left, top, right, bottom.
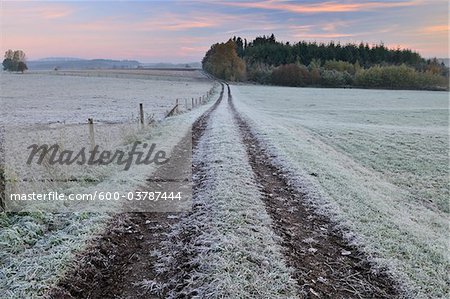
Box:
(321, 70, 347, 87)
(324, 60, 356, 74)
(415, 71, 449, 90)
(246, 62, 272, 84)
(355, 64, 449, 90)
(310, 67, 321, 85)
(271, 64, 310, 87)
(18, 61, 28, 73)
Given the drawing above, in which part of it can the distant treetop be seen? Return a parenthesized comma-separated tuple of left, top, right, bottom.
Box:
(231, 34, 424, 68)
(3, 49, 28, 73)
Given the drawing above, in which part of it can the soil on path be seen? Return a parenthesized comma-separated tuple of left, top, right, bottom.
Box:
(46, 84, 225, 299)
(228, 84, 400, 298)
(47, 82, 400, 299)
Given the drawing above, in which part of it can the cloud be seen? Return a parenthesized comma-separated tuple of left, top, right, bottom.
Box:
(160, 20, 216, 31)
(220, 0, 422, 14)
(39, 6, 74, 19)
(293, 32, 355, 38)
(3, 2, 75, 20)
(178, 45, 210, 56)
(2, 0, 446, 61)
(421, 25, 449, 33)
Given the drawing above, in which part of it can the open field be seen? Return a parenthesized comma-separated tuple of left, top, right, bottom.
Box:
(50, 69, 208, 81)
(1, 69, 212, 125)
(0, 70, 217, 297)
(232, 85, 449, 298)
(2, 70, 217, 212)
(233, 86, 449, 213)
(0, 71, 448, 298)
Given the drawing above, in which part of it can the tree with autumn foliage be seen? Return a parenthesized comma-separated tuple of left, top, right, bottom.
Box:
(202, 40, 246, 81)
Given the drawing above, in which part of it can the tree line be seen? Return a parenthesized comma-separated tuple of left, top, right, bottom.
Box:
(3, 50, 28, 73)
(202, 35, 449, 90)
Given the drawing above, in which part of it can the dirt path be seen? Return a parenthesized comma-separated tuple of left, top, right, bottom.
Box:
(227, 84, 400, 298)
(47, 82, 400, 299)
(145, 84, 299, 298)
(46, 84, 225, 299)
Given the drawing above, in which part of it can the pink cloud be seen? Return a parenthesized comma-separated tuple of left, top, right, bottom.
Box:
(293, 33, 355, 38)
(221, 0, 422, 14)
(2, 2, 75, 20)
(1, 0, 445, 61)
(421, 25, 449, 33)
(160, 20, 216, 31)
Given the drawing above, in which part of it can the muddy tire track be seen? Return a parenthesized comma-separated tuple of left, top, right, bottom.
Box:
(227, 84, 400, 298)
(46, 83, 225, 299)
(141, 83, 226, 298)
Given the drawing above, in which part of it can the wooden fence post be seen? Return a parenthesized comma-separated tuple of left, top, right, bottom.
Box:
(0, 165, 5, 212)
(185, 99, 188, 110)
(165, 103, 179, 118)
(88, 118, 95, 150)
(139, 103, 144, 127)
(192, 98, 194, 108)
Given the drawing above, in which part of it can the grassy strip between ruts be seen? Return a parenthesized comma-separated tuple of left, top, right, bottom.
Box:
(149, 86, 298, 298)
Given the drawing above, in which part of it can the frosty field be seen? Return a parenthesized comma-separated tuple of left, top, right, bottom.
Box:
(232, 85, 449, 297)
(0, 70, 217, 298)
(1, 69, 215, 204)
(1, 70, 212, 125)
(1, 71, 448, 298)
(233, 86, 449, 213)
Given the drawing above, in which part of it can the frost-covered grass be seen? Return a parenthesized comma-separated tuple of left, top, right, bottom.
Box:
(2, 72, 218, 212)
(152, 89, 298, 298)
(49, 69, 208, 81)
(0, 212, 109, 298)
(0, 98, 218, 297)
(231, 85, 449, 298)
(1, 71, 213, 125)
(1, 69, 215, 205)
(233, 86, 448, 213)
(0, 75, 219, 298)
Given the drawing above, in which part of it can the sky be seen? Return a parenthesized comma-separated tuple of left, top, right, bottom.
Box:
(1, 0, 448, 63)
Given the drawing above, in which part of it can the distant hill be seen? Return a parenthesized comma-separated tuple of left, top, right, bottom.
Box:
(139, 62, 202, 69)
(35, 57, 85, 62)
(27, 58, 140, 70)
(26, 58, 202, 70)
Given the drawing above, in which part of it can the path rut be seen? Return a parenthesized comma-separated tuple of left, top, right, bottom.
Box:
(47, 82, 401, 299)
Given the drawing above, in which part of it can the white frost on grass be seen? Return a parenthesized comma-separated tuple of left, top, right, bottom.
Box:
(1, 71, 213, 125)
(0, 84, 220, 298)
(230, 85, 449, 298)
(0, 212, 109, 299)
(155, 89, 298, 298)
(3, 80, 220, 213)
